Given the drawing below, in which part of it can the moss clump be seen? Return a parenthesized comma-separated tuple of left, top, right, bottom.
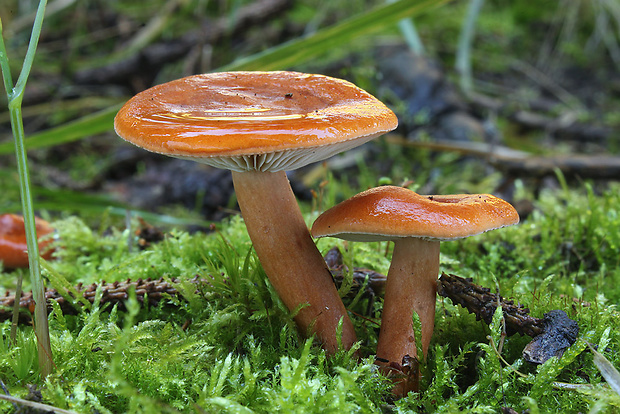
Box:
(1, 180, 620, 412)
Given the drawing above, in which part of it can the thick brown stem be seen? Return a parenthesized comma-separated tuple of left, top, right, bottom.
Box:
(376, 238, 440, 397)
(232, 170, 357, 354)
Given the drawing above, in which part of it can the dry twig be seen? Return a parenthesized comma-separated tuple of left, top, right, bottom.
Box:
(387, 135, 620, 179)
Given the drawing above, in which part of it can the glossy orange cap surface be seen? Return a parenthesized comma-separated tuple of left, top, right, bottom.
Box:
(114, 71, 397, 172)
(312, 186, 519, 242)
(0, 214, 55, 268)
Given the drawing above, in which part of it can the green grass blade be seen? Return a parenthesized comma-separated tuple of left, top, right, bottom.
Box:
(1, 0, 450, 155)
(2, 187, 213, 228)
(0, 19, 15, 95)
(1, 0, 53, 380)
(221, 0, 451, 71)
(589, 343, 620, 396)
(0, 104, 122, 154)
(12, 0, 47, 102)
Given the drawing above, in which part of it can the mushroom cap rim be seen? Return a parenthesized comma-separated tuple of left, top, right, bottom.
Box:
(311, 186, 520, 241)
(113, 71, 399, 172)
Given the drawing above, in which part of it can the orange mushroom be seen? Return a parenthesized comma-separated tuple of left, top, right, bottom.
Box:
(0, 214, 55, 269)
(114, 71, 398, 353)
(312, 186, 519, 395)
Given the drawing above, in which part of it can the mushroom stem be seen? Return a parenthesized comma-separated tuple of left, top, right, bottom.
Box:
(376, 237, 440, 396)
(232, 170, 357, 354)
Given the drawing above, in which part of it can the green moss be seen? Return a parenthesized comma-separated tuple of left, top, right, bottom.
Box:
(2, 178, 620, 412)
(3, 0, 620, 410)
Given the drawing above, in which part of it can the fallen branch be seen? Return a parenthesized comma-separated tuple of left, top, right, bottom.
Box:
(386, 135, 620, 179)
(1, 277, 180, 324)
(0, 393, 78, 414)
(1, 262, 537, 337)
(438, 272, 579, 364)
(1, 257, 578, 363)
(437, 272, 543, 337)
(0, 248, 385, 323)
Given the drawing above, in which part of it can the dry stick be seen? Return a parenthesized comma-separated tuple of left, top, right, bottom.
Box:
(0, 393, 78, 414)
(386, 135, 620, 179)
(0, 378, 18, 412)
(0, 277, 180, 324)
(436, 272, 543, 337)
(1, 271, 545, 342)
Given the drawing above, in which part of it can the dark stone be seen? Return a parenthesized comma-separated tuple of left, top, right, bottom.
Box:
(522, 309, 580, 364)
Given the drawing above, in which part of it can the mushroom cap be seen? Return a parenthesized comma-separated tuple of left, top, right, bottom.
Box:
(0, 214, 56, 268)
(114, 71, 398, 172)
(311, 186, 520, 242)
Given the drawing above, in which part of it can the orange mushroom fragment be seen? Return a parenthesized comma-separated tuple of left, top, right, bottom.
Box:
(0, 214, 55, 269)
(312, 186, 519, 395)
(114, 71, 398, 353)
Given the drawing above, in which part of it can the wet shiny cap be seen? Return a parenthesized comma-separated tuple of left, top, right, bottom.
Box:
(312, 186, 519, 242)
(114, 71, 398, 172)
(0, 213, 56, 268)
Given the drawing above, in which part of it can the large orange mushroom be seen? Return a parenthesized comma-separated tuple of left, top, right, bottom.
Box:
(114, 71, 398, 353)
(312, 186, 519, 395)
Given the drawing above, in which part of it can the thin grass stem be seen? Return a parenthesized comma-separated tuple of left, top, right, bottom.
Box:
(0, 20, 15, 93)
(0, 0, 53, 379)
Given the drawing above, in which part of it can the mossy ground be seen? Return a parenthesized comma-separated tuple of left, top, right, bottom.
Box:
(2, 0, 620, 412)
(1, 169, 620, 413)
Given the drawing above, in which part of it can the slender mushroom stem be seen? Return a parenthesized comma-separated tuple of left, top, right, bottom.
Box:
(376, 237, 440, 396)
(231, 170, 357, 354)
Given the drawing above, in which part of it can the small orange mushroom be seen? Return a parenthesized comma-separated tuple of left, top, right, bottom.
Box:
(0, 214, 55, 268)
(312, 186, 519, 396)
